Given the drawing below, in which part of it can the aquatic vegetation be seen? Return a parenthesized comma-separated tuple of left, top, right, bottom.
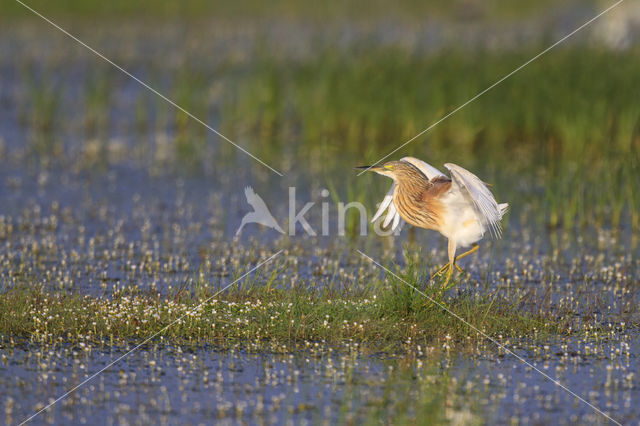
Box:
(0, 276, 560, 352)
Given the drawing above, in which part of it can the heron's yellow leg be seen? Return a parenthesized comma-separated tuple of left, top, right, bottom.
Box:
(434, 244, 479, 275)
(442, 243, 479, 289)
(442, 263, 454, 288)
(441, 239, 457, 289)
(453, 243, 479, 262)
(431, 262, 463, 279)
(432, 243, 479, 284)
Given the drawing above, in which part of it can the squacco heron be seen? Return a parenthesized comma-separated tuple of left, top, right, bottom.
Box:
(359, 157, 508, 288)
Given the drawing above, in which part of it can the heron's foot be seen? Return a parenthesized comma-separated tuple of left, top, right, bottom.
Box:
(439, 262, 458, 288)
(443, 275, 459, 290)
(431, 263, 448, 280)
(431, 262, 463, 280)
(434, 244, 479, 282)
(442, 262, 471, 290)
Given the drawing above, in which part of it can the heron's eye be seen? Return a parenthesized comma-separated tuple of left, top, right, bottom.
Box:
(384, 164, 394, 170)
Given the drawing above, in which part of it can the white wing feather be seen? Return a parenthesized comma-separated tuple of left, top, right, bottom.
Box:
(401, 157, 445, 180)
(383, 202, 396, 228)
(392, 209, 401, 230)
(372, 185, 394, 223)
(444, 163, 505, 238)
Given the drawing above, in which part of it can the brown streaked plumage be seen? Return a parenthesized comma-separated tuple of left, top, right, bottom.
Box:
(359, 157, 509, 289)
(391, 165, 449, 230)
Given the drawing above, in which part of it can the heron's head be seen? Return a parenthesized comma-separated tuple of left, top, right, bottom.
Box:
(356, 160, 422, 183)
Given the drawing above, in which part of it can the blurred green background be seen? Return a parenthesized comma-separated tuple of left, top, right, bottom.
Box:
(1, 0, 639, 229)
(2, 0, 585, 20)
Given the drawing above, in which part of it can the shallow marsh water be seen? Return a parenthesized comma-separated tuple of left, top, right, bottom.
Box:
(2, 5, 640, 425)
(2, 331, 639, 424)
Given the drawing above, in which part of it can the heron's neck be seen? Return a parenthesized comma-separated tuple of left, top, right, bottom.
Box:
(394, 173, 430, 199)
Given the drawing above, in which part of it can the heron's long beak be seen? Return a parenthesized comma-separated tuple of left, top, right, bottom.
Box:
(355, 165, 384, 172)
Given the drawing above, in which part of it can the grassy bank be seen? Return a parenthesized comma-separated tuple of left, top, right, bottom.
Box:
(0, 272, 563, 352)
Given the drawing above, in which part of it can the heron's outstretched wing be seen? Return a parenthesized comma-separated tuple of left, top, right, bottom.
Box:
(444, 163, 505, 238)
(401, 157, 446, 180)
